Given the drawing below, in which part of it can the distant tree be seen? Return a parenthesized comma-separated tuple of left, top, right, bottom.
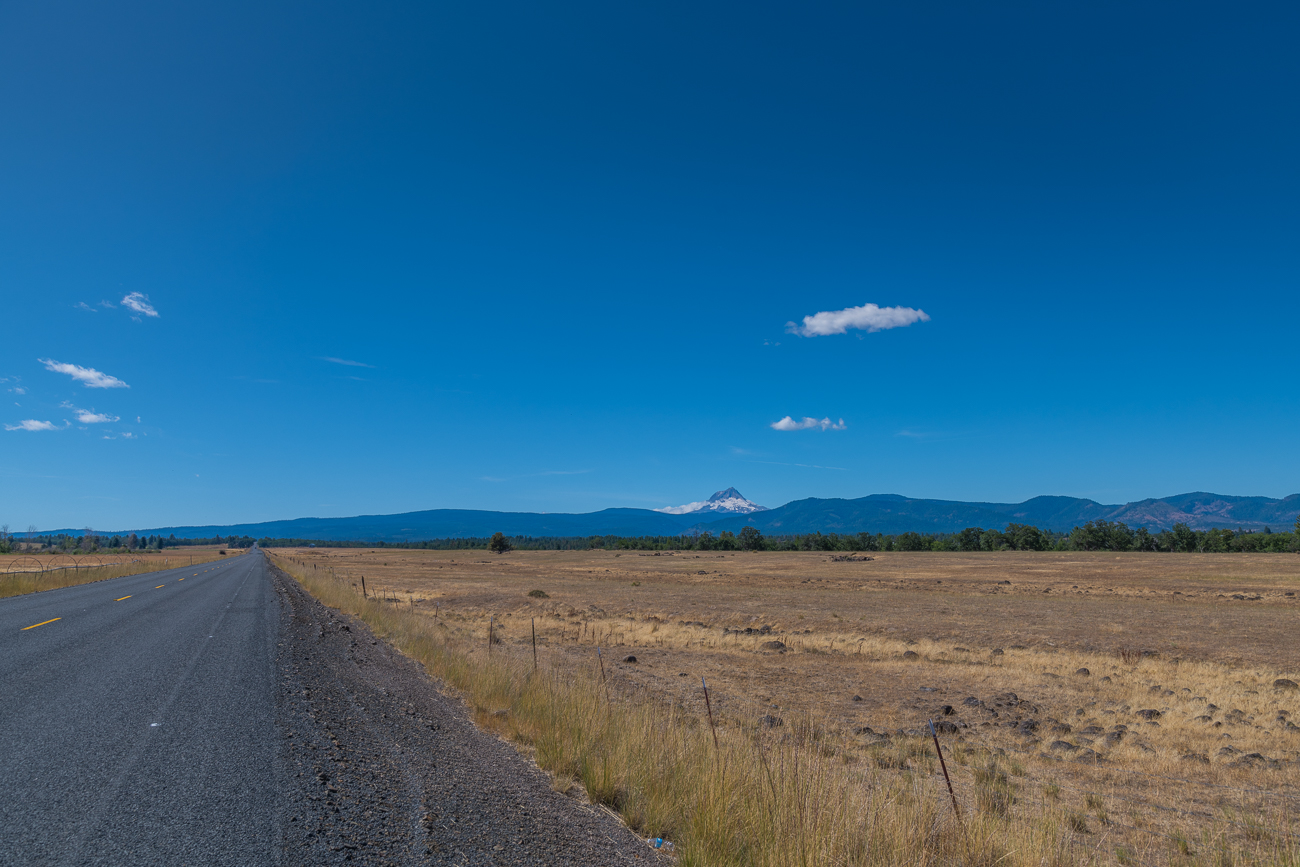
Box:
(738, 526, 764, 551)
(1005, 523, 1047, 551)
(980, 529, 1008, 551)
(488, 532, 512, 554)
(956, 527, 983, 552)
(1171, 523, 1198, 553)
(896, 531, 926, 552)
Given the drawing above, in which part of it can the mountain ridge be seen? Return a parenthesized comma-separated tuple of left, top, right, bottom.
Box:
(52, 490, 1300, 542)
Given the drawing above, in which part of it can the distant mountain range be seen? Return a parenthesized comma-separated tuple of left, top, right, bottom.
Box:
(654, 487, 768, 516)
(64, 489, 1300, 542)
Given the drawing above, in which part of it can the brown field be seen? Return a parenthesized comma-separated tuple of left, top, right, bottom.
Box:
(273, 548, 1300, 865)
(0, 547, 237, 598)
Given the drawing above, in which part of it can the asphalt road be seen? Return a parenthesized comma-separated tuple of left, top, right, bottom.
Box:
(0, 552, 282, 866)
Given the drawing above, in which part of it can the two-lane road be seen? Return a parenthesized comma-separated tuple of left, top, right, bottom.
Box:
(0, 552, 282, 866)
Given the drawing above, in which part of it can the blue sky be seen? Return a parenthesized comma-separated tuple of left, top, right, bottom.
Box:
(2, 0, 1297, 531)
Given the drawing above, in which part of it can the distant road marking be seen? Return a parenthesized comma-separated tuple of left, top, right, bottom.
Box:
(155, 585, 165, 589)
(115, 596, 133, 602)
(178, 578, 184, 581)
(21, 618, 61, 631)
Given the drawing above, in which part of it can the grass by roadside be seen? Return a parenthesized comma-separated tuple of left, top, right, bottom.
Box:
(0, 549, 238, 599)
(270, 552, 1300, 866)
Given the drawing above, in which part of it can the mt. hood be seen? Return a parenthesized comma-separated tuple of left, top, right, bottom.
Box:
(655, 487, 769, 516)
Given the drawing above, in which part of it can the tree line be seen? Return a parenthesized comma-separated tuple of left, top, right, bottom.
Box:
(4, 519, 1297, 555)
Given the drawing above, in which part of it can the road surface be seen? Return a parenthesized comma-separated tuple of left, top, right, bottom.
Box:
(0, 553, 281, 865)
(0, 551, 660, 866)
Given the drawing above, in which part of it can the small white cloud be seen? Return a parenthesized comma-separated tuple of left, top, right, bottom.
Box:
(136, 416, 142, 423)
(78, 410, 119, 424)
(787, 303, 930, 337)
(121, 432, 136, 439)
(770, 416, 847, 432)
(9, 387, 25, 395)
(75, 302, 97, 312)
(99, 300, 116, 309)
(321, 357, 376, 368)
(40, 359, 129, 389)
(5, 419, 62, 432)
(121, 292, 159, 318)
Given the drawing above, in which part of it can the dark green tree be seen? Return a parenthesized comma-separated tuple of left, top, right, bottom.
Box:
(738, 526, 764, 551)
(488, 532, 512, 554)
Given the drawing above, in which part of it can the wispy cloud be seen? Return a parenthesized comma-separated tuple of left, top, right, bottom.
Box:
(480, 469, 592, 482)
(99, 300, 116, 309)
(770, 416, 846, 432)
(321, 357, 376, 368)
(61, 403, 119, 424)
(121, 292, 160, 318)
(5, 419, 64, 432)
(747, 459, 848, 471)
(75, 302, 98, 313)
(9, 387, 25, 395)
(40, 359, 129, 389)
(787, 303, 930, 337)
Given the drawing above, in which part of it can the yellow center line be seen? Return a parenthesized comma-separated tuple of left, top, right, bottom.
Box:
(178, 577, 184, 581)
(155, 585, 165, 589)
(21, 618, 61, 631)
(116, 595, 133, 601)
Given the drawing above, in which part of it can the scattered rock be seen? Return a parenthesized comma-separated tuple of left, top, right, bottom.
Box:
(760, 640, 787, 652)
(622, 655, 637, 664)
(990, 648, 1004, 656)
(1274, 679, 1299, 690)
(1015, 719, 1040, 735)
(1136, 709, 1162, 721)
(759, 714, 784, 728)
(902, 650, 920, 660)
(962, 697, 983, 707)
(852, 694, 863, 702)
(931, 720, 959, 734)
(1049, 740, 1078, 753)
(526, 589, 549, 598)
(1075, 668, 1091, 677)
(939, 705, 955, 716)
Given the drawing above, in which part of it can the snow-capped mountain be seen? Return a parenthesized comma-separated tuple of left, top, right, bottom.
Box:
(655, 487, 769, 516)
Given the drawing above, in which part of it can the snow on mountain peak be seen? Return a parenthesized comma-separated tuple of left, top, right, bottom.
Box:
(655, 488, 768, 515)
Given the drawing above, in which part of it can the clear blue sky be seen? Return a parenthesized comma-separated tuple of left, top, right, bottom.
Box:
(2, 1, 1297, 531)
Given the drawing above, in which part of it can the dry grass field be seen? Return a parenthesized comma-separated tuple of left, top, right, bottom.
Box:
(271, 548, 1300, 865)
(0, 547, 238, 599)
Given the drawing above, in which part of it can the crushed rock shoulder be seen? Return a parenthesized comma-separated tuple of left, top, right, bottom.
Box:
(272, 563, 666, 866)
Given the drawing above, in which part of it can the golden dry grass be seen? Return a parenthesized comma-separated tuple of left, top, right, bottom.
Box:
(271, 548, 1300, 865)
(0, 547, 236, 599)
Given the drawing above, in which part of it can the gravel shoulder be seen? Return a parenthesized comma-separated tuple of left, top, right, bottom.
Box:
(272, 561, 663, 866)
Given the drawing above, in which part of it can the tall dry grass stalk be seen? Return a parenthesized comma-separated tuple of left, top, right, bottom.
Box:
(274, 554, 1300, 866)
(0, 550, 233, 599)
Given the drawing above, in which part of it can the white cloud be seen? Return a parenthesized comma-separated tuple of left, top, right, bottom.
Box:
(78, 410, 119, 424)
(40, 359, 130, 389)
(75, 302, 97, 312)
(321, 357, 376, 368)
(787, 303, 930, 337)
(9, 387, 25, 395)
(99, 300, 116, 309)
(5, 419, 62, 432)
(770, 416, 847, 432)
(121, 292, 159, 318)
